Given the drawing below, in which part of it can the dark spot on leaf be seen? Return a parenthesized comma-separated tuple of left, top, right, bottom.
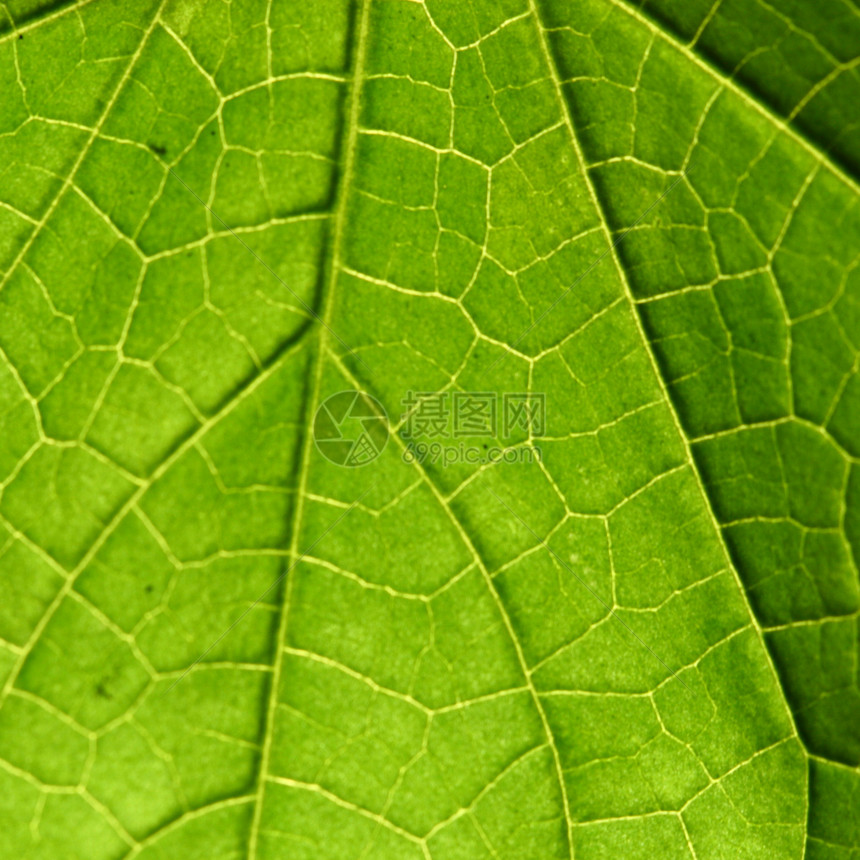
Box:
(148, 142, 167, 156)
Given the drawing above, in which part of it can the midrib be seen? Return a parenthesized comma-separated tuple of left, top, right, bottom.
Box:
(531, 0, 806, 787)
(246, 0, 373, 856)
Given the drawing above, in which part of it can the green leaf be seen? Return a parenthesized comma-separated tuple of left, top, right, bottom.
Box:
(0, 0, 857, 857)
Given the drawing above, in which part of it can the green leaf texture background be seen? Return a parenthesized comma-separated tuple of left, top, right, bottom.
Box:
(0, 0, 858, 857)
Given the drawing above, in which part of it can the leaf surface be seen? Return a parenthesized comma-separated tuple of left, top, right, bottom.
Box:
(0, 0, 857, 858)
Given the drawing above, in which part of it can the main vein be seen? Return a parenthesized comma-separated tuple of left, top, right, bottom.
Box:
(530, 0, 805, 766)
(246, 1, 373, 856)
